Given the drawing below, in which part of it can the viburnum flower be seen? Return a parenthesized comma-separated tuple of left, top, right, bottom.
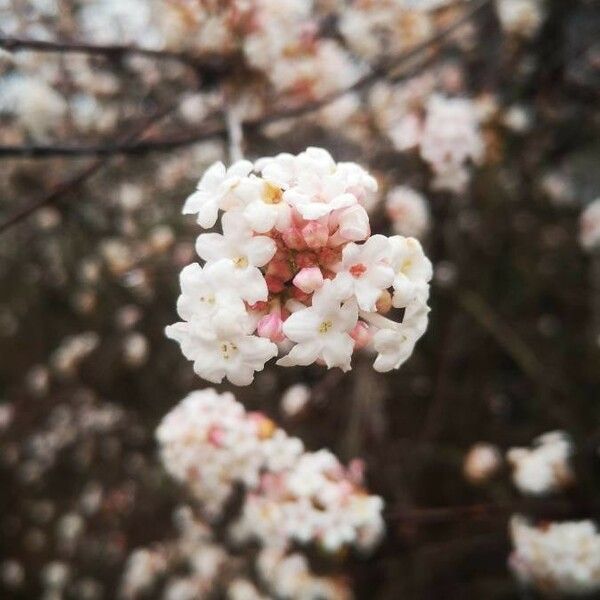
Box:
(168, 147, 433, 385)
(158, 389, 385, 551)
(183, 160, 254, 228)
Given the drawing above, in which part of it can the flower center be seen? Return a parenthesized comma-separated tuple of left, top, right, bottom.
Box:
(199, 293, 216, 304)
(319, 320, 333, 334)
(349, 263, 367, 278)
(220, 341, 238, 359)
(263, 182, 283, 204)
(233, 256, 248, 268)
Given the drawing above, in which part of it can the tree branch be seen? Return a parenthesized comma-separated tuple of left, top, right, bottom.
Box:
(0, 35, 232, 71)
(0, 0, 492, 159)
(0, 105, 175, 234)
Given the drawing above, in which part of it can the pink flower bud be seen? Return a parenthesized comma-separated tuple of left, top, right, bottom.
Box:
(302, 221, 329, 249)
(207, 426, 225, 447)
(293, 267, 324, 293)
(350, 321, 371, 349)
(257, 313, 285, 342)
(266, 257, 293, 282)
(337, 205, 370, 241)
(295, 251, 318, 269)
(282, 226, 306, 250)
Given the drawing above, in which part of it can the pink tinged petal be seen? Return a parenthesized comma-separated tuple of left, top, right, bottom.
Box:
(228, 159, 254, 178)
(194, 352, 226, 384)
(200, 161, 226, 189)
(237, 268, 268, 304)
(370, 264, 395, 289)
(337, 205, 370, 241)
(277, 341, 321, 367)
(321, 333, 354, 371)
(221, 211, 252, 241)
(244, 201, 278, 234)
(183, 190, 210, 215)
(281, 308, 321, 343)
(293, 267, 323, 293)
(330, 272, 354, 301)
(195, 233, 230, 262)
(245, 236, 277, 267)
(354, 281, 382, 312)
(337, 297, 359, 331)
(226, 365, 255, 386)
(329, 193, 358, 211)
(238, 335, 278, 366)
(301, 220, 329, 248)
(362, 234, 392, 261)
(196, 200, 219, 229)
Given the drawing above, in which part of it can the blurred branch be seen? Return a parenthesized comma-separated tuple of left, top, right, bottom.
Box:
(0, 105, 175, 234)
(387, 499, 599, 524)
(0, 35, 232, 71)
(0, 0, 493, 159)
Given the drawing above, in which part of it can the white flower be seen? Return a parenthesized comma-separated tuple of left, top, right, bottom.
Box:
(507, 431, 574, 496)
(509, 517, 600, 596)
(183, 160, 254, 228)
(333, 235, 395, 311)
(278, 281, 358, 371)
(166, 318, 277, 386)
(195, 212, 275, 303)
(389, 236, 433, 309)
(243, 178, 292, 233)
(372, 308, 429, 372)
(175, 261, 247, 328)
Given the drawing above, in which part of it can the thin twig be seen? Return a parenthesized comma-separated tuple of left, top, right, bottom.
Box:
(0, 0, 492, 159)
(0, 105, 175, 234)
(386, 499, 599, 524)
(0, 35, 230, 70)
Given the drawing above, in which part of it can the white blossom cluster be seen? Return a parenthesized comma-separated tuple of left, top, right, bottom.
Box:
(579, 198, 600, 252)
(509, 516, 600, 597)
(167, 147, 432, 386)
(157, 389, 385, 552)
(257, 547, 351, 600)
(372, 79, 485, 192)
(506, 431, 574, 496)
(120, 505, 352, 600)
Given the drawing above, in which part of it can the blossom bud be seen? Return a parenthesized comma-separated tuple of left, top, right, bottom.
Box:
(350, 321, 371, 349)
(257, 313, 285, 343)
(293, 267, 324, 294)
(266, 257, 294, 282)
(337, 205, 370, 241)
(376, 290, 393, 314)
(282, 226, 306, 250)
(302, 221, 329, 249)
(265, 275, 285, 294)
(295, 251, 318, 269)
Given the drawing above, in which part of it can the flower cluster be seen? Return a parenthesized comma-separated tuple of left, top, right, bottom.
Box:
(167, 147, 432, 386)
(506, 431, 574, 496)
(120, 506, 352, 600)
(371, 80, 485, 192)
(157, 389, 385, 552)
(509, 516, 600, 596)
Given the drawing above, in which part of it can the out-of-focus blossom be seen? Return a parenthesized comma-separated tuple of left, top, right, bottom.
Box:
(495, 0, 546, 38)
(507, 431, 574, 496)
(509, 516, 600, 596)
(386, 186, 430, 238)
(158, 389, 385, 552)
(579, 199, 600, 252)
(463, 442, 503, 484)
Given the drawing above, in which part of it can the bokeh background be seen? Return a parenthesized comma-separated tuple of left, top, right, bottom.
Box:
(0, 0, 599, 598)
